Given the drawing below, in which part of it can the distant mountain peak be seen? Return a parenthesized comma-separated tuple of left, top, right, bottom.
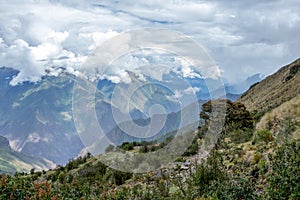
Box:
(0, 135, 10, 148)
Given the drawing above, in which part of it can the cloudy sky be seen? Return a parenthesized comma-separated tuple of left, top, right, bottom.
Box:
(0, 0, 299, 85)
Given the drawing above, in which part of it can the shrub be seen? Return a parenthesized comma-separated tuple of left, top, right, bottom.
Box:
(252, 111, 265, 123)
(120, 142, 135, 151)
(139, 145, 148, 153)
(174, 157, 186, 162)
(189, 150, 226, 197)
(112, 170, 132, 186)
(257, 158, 267, 175)
(58, 172, 66, 183)
(253, 153, 262, 164)
(230, 128, 254, 144)
(282, 117, 297, 134)
(213, 177, 259, 200)
(183, 139, 198, 156)
(254, 130, 274, 143)
(267, 140, 300, 199)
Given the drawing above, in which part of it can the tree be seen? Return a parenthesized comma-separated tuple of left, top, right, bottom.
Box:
(199, 99, 254, 143)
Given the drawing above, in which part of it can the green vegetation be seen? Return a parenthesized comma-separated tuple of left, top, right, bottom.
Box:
(1, 99, 299, 199)
(199, 99, 254, 146)
(1, 138, 299, 199)
(254, 129, 274, 143)
(267, 140, 300, 199)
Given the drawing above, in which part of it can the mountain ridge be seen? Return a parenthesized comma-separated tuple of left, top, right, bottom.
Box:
(0, 66, 245, 168)
(238, 58, 300, 114)
(0, 135, 55, 174)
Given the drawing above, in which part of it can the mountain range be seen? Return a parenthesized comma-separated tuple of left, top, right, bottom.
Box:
(0, 66, 260, 172)
(0, 136, 55, 174)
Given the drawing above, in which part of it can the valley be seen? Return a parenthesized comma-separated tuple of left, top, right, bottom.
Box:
(0, 58, 299, 199)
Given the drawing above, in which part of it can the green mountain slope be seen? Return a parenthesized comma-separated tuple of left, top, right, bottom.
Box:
(1, 59, 300, 199)
(0, 96, 299, 199)
(0, 136, 55, 174)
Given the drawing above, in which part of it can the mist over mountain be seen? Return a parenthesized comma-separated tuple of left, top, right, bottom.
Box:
(225, 73, 262, 94)
(0, 66, 249, 170)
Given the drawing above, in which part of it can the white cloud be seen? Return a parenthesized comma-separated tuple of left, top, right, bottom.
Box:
(102, 70, 131, 84)
(184, 86, 201, 94)
(181, 65, 202, 79)
(0, 0, 125, 85)
(27, 133, 49, 143)
(0, 0, 299, 85)
(166, 86, 201, 102)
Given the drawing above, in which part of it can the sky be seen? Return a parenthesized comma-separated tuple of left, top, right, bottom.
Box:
(0, 0, 299, 85)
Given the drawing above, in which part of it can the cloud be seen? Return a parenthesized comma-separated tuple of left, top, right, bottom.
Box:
(166, 86, 201, 103)
(0, 0, 125, 85)
(184, 86, 201, 94)
(0, 0, 299, 85)
(95, 49, 207, 84)
(102, 69, 132, 84)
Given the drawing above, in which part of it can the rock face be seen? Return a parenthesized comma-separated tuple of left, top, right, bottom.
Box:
(238, 58, 300, 114)
(285, 63, 300, 82)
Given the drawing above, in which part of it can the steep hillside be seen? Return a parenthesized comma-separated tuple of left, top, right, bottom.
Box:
(239, 58, 300, 114)
(0, 71, 83, 165)
(0, 98, 299, 199)
(0, 136, 55, 175)
(256, 94, 300, 140)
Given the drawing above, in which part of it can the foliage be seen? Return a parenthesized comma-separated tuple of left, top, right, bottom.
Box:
(200, 99, 254, 146)
(0, 98, 299, 199)
(252, 111, 265, 123)
(266, 139, 300, 199)
(182, 139, 199, 156)
(212, 176, 259, 200)
(200, 99, 253, 132)
(281, 117, 297, 135)
(254, 129, 274, 143)
(230, 128, 254, 144)
(0, 139, 299, 199)
(119, 142, 135, 151)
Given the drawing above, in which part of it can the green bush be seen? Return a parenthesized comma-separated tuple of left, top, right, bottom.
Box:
(120, 142, 135, 151)
(252, 111, 265, 123)
(282, 117, 297, 134)
(58, 172, 66, 183)
(182, 140, 198, 156)
(174, 157, 186, 162)
(230, 128, 254, 144)
(254, 129, 274, 143)
(266, 139, 300, 199)
(111, 170, 132, 186)
(213, 177, 259, 200)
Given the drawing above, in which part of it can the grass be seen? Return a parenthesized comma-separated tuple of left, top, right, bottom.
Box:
(256, 95, 300, 139)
